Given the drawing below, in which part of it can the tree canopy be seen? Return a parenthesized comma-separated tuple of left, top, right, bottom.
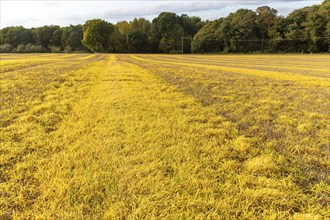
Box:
(82, 19, 114, 52)
(1, 0, 329, 53)
(192, 1, 329, 53)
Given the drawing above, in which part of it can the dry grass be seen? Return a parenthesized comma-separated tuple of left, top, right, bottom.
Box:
(1, 53, 329, 219)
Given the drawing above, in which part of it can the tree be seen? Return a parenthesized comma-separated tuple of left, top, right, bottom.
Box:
(285, 22, 304, 52)
(180, 14, 205, 53)
(0, 26, 34, 47)
(131, 18, 151, 34)
(67, 25, 85, 51)
(256, 6, 278, 51)
(204, 9, 260, 53)
(303, 0, 329, 52)
(19, 29, 34, 45)
(50, 28, 63, 47)
(127, 29, 149, 53)
(256, 6, 278, 39)
(231, 9, 259, 52)
(33, 25, 60, 48)
(108, 28, 126, 53)
(216, 18, 232, 52)
(181, 14, 204, 37)
(192, 19, 223, 53)
(116, 21, 131, 36)
(115, 18, 152, 53)
(151, 12, 185, 53)
(284, 5, 319, 52)
(1, 2, 328, 54)
(268, 16, 286, 52)
(82, 19, 114, 52)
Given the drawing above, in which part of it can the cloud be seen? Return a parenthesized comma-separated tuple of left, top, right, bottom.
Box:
(102, 0, 321, 19)
(104, 2, 231, 18)
(1, 0, 323, 28)
(105, 1, 237, 16)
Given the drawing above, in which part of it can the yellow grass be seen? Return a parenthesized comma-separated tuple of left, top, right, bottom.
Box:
(0, 54, 329, 219)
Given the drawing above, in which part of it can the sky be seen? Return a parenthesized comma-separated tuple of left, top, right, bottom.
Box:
(0, 0, 324, 28)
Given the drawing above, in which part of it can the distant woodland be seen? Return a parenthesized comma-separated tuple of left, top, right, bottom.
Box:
(0, 0, 329, 53)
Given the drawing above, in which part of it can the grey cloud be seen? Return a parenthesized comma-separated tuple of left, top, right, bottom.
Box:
(1, 0, 322, 28)
(102, 0, 316, 19)
(104, 1, 239, 18)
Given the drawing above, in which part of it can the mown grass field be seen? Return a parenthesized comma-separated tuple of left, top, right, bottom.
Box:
(0, 53, 329, 219)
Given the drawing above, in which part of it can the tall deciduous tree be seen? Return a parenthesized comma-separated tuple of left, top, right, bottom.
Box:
(127, 29, 149, 53)
(267, 16, 286, 52)
(151, 12, 186, 53)
(108, 28, 126, 53)
(1, 26, 34, 47)
(191, 19, 223, 53)
(131, 18, 151, 34)
(67, 25, 85, 51)
(33, 25, 60, 48)
(256, 6, 278, 40)
(303, 0, 329, 52)
(82, 19, 114, 52)
(50, 29, 63, 47)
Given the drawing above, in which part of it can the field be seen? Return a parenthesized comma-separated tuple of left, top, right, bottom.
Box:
(0, 53, 329, 219)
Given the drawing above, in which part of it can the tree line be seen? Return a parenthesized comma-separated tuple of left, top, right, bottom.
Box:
(1, 0, 329, 53)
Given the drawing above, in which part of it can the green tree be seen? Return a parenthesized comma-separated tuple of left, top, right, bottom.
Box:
(131, 18, 151, 34)
(256, 6, 278, 52)
(230, 9, 259, 52)
(285, 5, 319, 52)
(192, 19, 223, 53)
(268, 16, 286, 52)
(151, 12, 184, 53)
(285, 22, 304, 52)
(108, 28, 126, 53)
(1, 2, 329, 54)
(180, 14, 205, 53)
(82, 19, 114, 52)
(303, 0, 329, 52)
(33, 25, 60, 48)
(216, 18, 232, 52)
(116, 21, 131, 36)
(127, 29, 149, 53)
(19, 29, 34, 45)
(50, 28, 63, 47)
(256, 6, 277, 39)
(67, 25, 85, 51)
(115, 18, 152, 53)
(181, 14, 204, 37)
(0, 26, 34, 47)
(115, 21, 132, 52)
(60, 25, 86, 51)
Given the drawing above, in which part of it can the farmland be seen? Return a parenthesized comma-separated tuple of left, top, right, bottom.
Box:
(0, 54, 329, 219)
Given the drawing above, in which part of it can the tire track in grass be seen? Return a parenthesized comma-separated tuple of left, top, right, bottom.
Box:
(0, 54, 107, 219)
(33, 54, 227, 218)
(149, 55, 329, 77)
(0, 54, 101, 74)
(130, 55, 330, 88)
(29, 55, 324, 219)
